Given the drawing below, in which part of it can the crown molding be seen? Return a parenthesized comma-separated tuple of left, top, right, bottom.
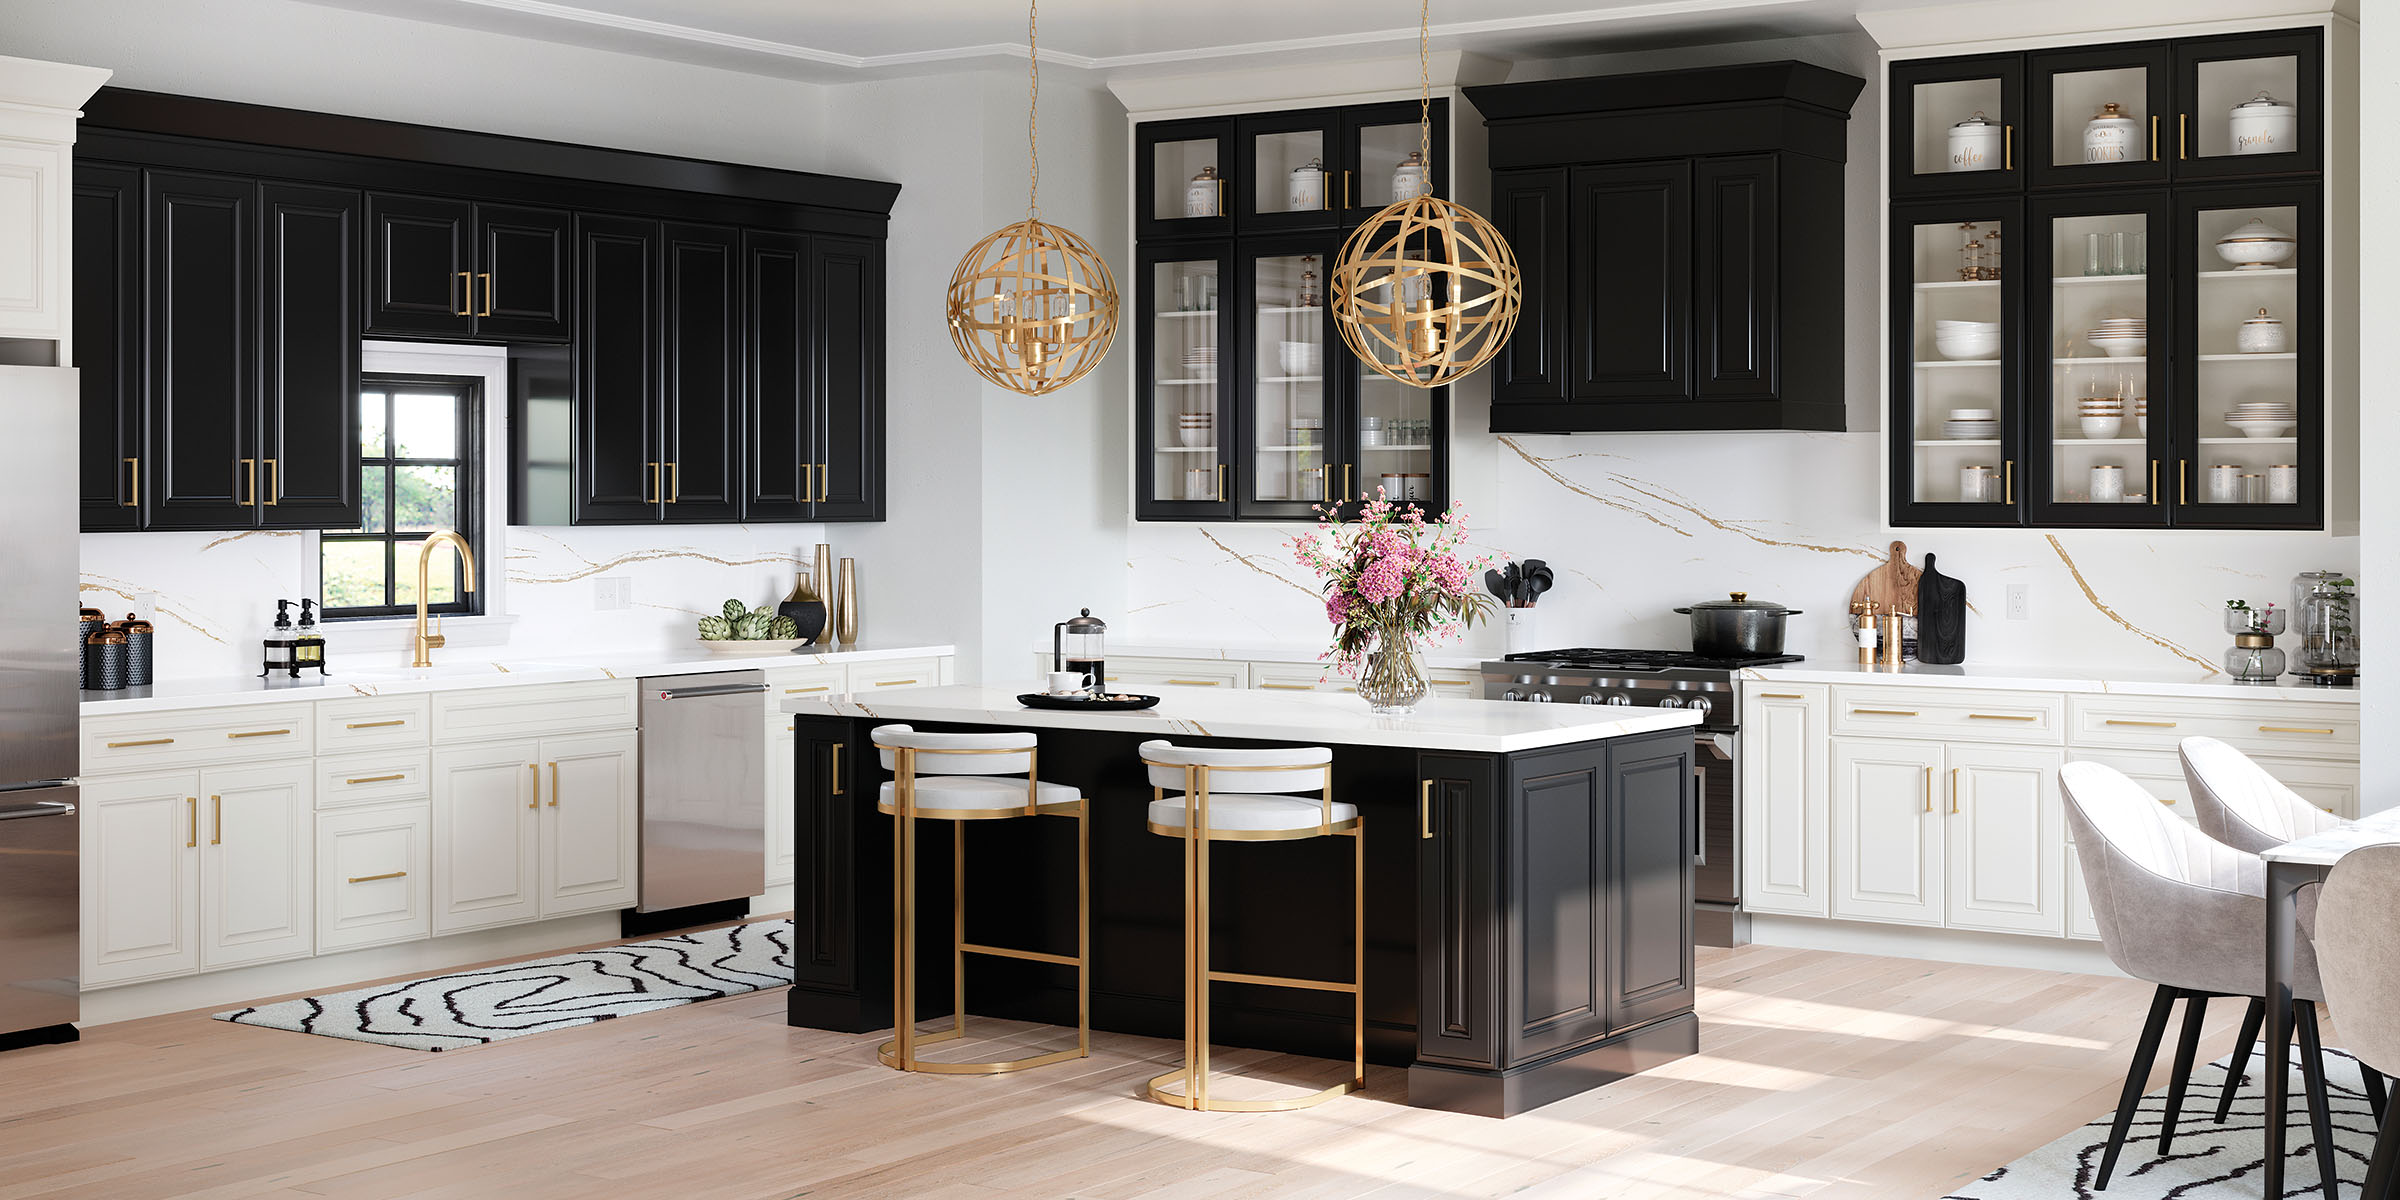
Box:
(1856, 0, 2353, 51)
(1107, 52, 1510, 116)
(0, 54, 113, 143)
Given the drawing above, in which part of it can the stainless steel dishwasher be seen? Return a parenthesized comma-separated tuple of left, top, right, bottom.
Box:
(0, 790, 79, 1049)
(634, 671, 767, 928)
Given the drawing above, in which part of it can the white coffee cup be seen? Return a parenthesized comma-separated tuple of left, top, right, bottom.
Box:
(1045, 670, 1091, 696)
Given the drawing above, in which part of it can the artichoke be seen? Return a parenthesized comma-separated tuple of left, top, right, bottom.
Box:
(722, 598, 748, 621)
(769, 615, 799, 640)
(697, 615, 733, 640)
(736, 611, 774, 640)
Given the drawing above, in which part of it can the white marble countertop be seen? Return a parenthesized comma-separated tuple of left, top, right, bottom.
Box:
(785, 683, 1702, 753)
(1745, 661, 2362, 705)
(1079, 641, 1489, 672)
(2264, 805, 2400, 867)
(79, 644, 955, 716)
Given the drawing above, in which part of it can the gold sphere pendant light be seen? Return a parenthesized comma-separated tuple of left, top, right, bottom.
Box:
(1329, 0, 1521, 389)
(946, 0, 1120, 396)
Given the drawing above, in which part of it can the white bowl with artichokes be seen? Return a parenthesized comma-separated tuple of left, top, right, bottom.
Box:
(697, 599, 810, 654)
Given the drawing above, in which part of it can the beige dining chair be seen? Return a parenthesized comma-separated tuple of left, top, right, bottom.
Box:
(2314, 840, 2400, 1200)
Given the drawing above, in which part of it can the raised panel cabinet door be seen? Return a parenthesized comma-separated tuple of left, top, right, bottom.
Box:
(1568, 161, 1691, 403)
(1828, 738, 1944, 927)
(364, 193, 473, 338)
(80, 772, 202, 987)
(316, 803, 432, 952)
(1944, 744, 2066, 936)
(258, 183, 362, 529)
(1740, 685, 1830, 917)
(574, 214, 663, 523)
(765, 714, 796, 888)
(196, 762, 316, 969)
(810, 235, 884, 521)
(1693, 155, 1778, 401)
(74, 163, 142, 532)
(145, 170, 256, 531)
(539, 730, 639, 916)
(659, 223, 741, 522)
(741, 230, 812, 521)
(1490, 167, 1569, 406)
(790, 721, 861, 994)
(1505, 743, 1612, 1063)
(431, 741, 542, 933)
(1607, 733, 1696, 1033)
(0, 141, 65, 338)
(1416, 752, 1501, 1070)
(473, 204, 571, 341)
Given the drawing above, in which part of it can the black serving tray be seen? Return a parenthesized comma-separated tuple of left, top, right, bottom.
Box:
(1016, 692, 1162, 712)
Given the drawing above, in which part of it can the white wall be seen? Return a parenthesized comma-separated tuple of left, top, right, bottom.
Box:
(2357, 8, 2393, 809)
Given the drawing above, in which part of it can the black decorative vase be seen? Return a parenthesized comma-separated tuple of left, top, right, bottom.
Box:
(777, 600, 829, 644)
(1916, 553, 1967, 665)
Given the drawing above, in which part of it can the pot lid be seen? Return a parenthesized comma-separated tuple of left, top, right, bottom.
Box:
(1059, 607, 1106, 632)
(1952, 110, 1996, 129)
(2234, 91, 2293, 112)
(2219, 216, 2296, 244)
(1683, 591, 1794, 613)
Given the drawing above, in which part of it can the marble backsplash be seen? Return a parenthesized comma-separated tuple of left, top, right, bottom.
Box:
(1121, 430, 2361, 676)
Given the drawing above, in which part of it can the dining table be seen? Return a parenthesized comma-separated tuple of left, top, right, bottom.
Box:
(2261, 803, 2400, 1198)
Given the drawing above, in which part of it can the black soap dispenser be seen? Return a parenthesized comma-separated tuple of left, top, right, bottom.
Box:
(260, 599, 299, 680)
(294, 599, 328, 676)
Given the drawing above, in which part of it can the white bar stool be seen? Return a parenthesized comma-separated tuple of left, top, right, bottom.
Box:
(873, 723, 1088, 1075)
(1136, 739, 1363, 1112)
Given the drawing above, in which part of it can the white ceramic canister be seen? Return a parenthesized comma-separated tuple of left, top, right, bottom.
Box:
(1948, 111, 2003, 172)
(2267, 465, 2300, 505)
(2207, 463, 2243, 504)
(2237, 307, 2290, 354)
(1503, 607, 1539, 655)
(2089, 465, 2126, 504)
(2230, 92, 2297, 156)
(2083, 102, 2139, 163)
(1392, 150, 1429, 202)
(1960, 465, 1996, 503)
(1185, 465, 1216, 500)
(1184, 166, 1221, 218)
(1287, 158, 1324, 211)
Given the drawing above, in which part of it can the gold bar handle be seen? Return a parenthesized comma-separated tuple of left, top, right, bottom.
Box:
(123, 457, 138, 507)
(1167, 679, 1222, 687)
(1853, 708, 1918, 717)
(1968, 713, 2037, 721)
(802, 463, 816, 504)
(873, 679, 919, 687)
(347, 871, 408, 884)
(2003, 124, 2012, 170)
(240, 457, 257, 507)
(228, 729, 291, 739)
(1216, 462, 1226, 501)
(2150, 460, 2160, 505)
(2106, 719, 2177, 728)
(2150, 115, 2159, 162)
(549, 761, 560, 806)
(2180, 460, 2189, 505)
(1343, 463, 1353, 499)
(1758, 693, 1806, 700)
(477, 272, 493, 317)
(2179, 113, 2188, 160)
(345, 774, 406, 785)
(211, 794, 222, 845)
(785, 685, 829, 694)
(1432, 679, 1474, 688)
(187, 796, 196, 848)
(2004, 459, 2014, 504)
(643, 462, 660, 505)
(455, 270, 472, 316)
(1922, 766, 1933, 814)
(1420, 779, 1433, 840)
(819, 463, 831, 503)
(2261, 726, 2336, 736)
(528, 763, 539, 809)
(1950, 767, 1961, 815)
(345, 719, 406, 730)
(667, 461, 680, 504)
(106, 737, 174, 748)
(831, 742, 843, 795)
(1260, 682, 1316, 691)
(263, 459, 279, 506)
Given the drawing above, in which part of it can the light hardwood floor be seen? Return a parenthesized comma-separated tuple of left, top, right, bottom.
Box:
(0, 934, 2248, 1200)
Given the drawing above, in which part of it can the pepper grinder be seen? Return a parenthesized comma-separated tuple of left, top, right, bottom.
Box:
(1883, 609, 1907, 668)
(1854, 600, 1879, 666)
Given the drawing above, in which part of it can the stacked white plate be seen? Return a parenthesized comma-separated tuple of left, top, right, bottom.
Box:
(1933, 319, 2001, 361)
(1940, 408, 2000, 439)
(2226, 401, 2296, 438)
(2087, 318, 2147, 358)
(2079, 393, 2126, 438)
(2134, 396, 2149, 435)
(1182, 345, 1217, 378)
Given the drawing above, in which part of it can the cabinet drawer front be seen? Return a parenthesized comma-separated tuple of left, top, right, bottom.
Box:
(316, 803, 432, 953)
(318, 751, 433, 809)
(1251, 665, 1348, 694)
(2067, 696, 2360, 758)
(1830, 687, 2064, 745)
(429, 681, 637, 743)
(316, 695, 432, 753)
(845, 658, 942, 692)
(765, 665, 848, 702)
(1107, 657, 1247, 691)
(83, 704, 317, 774)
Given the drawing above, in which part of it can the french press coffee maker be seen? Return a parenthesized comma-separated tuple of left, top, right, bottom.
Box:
(1053, 609, 1106, 697)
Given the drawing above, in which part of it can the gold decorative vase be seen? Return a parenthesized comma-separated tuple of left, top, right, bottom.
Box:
(808, 544, 834, 645)
(835, 558, 859, 645)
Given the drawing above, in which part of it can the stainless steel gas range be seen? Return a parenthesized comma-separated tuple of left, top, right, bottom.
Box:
(1482, 648, 1803, 948)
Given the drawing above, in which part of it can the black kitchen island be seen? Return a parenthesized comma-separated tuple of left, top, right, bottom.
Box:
(781, 685, 1702, 1118)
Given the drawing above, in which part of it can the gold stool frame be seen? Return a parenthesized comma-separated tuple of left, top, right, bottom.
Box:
(1138, 756, 1364, 1112)
(877, 740, 1090, 1075)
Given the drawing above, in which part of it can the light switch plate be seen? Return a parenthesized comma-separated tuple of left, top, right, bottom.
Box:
(595, 577, 632, 611)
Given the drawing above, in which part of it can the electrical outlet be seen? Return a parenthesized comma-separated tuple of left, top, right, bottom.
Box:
(132, 592, 158, 623)
(594, 577, 632, 611)
(2006, 584, 2029, 621)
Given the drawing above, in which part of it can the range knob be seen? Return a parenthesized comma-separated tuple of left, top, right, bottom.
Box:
(1577, 693, 1603, 705)
(1527, 691, 1552, 703)
(1604, 693, 1632, 706)
(1684, 696, 1714, 720)
(1501, 689, 1523, 702)
(1657, 695, 1684, 709)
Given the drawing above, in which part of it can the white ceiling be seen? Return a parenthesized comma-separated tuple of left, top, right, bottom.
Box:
(293, 0, 1939, 81)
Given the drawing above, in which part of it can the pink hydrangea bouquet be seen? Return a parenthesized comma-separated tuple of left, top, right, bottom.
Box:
(1288, 490, 1496, 713)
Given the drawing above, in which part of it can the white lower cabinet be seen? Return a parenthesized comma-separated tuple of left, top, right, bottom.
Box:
(765, 714, 796, 887)
(317, 804, 432, 952)
(198, 762, 316, 969)
(81, 762, 314, 987)
(431, 732, 638, 934)
(1741, 685, 1829, 917)
(541, 731, 639, 916)
(1829, 739, 1945, 926)
(1943, 745, 2066, 937)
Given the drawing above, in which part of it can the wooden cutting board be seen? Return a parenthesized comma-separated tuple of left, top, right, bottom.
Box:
(1849, 540, 1922, 616)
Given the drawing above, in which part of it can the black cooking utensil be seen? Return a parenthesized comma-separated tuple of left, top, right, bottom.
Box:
(1485, 568, 1509, 601)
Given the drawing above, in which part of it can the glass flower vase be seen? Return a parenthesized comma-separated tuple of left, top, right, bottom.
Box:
(1357, 621, 1428, 715)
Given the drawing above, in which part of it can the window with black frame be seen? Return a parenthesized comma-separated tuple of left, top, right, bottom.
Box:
(321, 377, 482, 619)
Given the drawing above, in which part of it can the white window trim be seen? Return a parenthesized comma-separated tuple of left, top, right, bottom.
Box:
(302, 341, 513, 637)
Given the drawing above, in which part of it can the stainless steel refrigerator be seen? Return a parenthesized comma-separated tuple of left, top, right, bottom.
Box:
(0, 365, 82, 1049)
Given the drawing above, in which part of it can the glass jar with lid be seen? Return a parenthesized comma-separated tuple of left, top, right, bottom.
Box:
(1185, 166, 1222, 218)
(2223, 602, 2287, 684)
(2290, 571, 2359, 685)
(2083, 102, 2138, 163)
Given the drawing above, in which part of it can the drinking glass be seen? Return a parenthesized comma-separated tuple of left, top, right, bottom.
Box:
(2085, 233, 2105, 276)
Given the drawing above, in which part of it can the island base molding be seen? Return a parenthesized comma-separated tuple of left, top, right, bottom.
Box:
(1748, 915, 2121, 977)
(1409, 1012, 1700, 1119)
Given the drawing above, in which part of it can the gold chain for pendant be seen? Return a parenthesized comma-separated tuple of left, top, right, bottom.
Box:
(1418, 0, 1431, 176)
(1028, 0, 1040, 216)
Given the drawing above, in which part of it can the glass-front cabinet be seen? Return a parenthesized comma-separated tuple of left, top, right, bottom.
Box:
(1890, 55, 2023, 198)
(2175, 188, 2320, 526)
(2027, 194, 2170, 526)
(2175, 31, 2321, 179)
(1135, 101, 1453, 522)
(1890, 202, 2022, 525)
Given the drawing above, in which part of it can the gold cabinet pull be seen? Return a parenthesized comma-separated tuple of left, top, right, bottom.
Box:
(1968, 713, 2037, 721)
(345, 774, 406, 785)
(528, 763, 540, 809)
(831, 742, 843, 795)
(2106, 719, 2177, 728)
(184, 796, 197, 847)
(2179, 460, 2189, 505)
(263, 459, 280, 506)
(1259, 682, 1316, 691)
(1432, 679, 1474, 688)
(1758, 692, 1806, 700)
(345, 719, 406, 730)
(239, 457, 257, 507)
(1852, 708, 1918, 717)
(477, 272, 493, 317)
(1419, 779, 1433, 840)
(873, 679, 919, 687)
(2150, 115, 2159, 162)
(123, 457, 138, 507)
(666, 461, 680, 504)
(107, 737, 174, 748)
(347, 871, 408, 884)
(2003, 123, 2013, 170)
(1950, 767, 1961, 815)
(2150, 460, 2160, 505)
(643, 462, 661, 504)
(211, 794, 222, 845)
(1216, 462, 1226, 501)
(454, 270, 472, 316)
(1921, 766, 1932, 814)
(818, 463, 831, 503)
(548, 761, 560, 806)
(2261, 726, 2336, 736)
(2004, 459, 2015, 504)
(784, 685, 829, 694)
(2178, 113, 2188, 159)
(1167, 679, 1222, 687)
(228, 729, 291, 739)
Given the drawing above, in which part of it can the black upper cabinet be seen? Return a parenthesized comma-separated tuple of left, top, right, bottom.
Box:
(2171, 30, 2323, 182)
(74, 165, 141, 532)
(808, 235, 885, 522)
(257, 183, 362, 529)
(661, 223, 741, 522)
(1228, 100, 1451, 234)
(742, 230, 812, 522)
(1137, 117, 1235, 241)
(1468, 62, 1862, 434)
(368, 194, 572, 342)
(2025, 43, 2174, 191)
(1889, 54, 2025, 198)
(573, 215, 662, 524)
(144, 171, 255, 531)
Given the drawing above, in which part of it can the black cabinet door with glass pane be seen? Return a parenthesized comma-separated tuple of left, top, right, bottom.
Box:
(810, 235, 885, 522)
(258, 183, 363, 530)
(1238, 109, 1341, 233)
(2171, 30, 2322, 182)
(573, 214, 663, 523)
(1235, 237, 1343, 521)
(1889, 55, 2024, 198)
(660, 222, 742, 523)
(2026, 43, 2172, 191)
(2173, 182, 2320, 529)
(1136, 117, 1234, 241)
(1340, 99, 1447, 226)
(365, 193, 474, 338)
(474, 204, 572, 342)
(144, 170, 257, 531)
(1134, 243, 1235, 520)
(2025, 191, 2169, 528)
(1889, 199, 2024, 527)
(75, 164, 141, 533)
(742, 230, 812, 522)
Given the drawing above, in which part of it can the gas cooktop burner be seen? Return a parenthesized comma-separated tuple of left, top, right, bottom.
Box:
(1501, 648, 1805, 672)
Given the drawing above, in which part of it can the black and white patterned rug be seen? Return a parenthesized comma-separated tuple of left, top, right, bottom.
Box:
(214, 919, 793, 1051)
(1946, 1042, 2381, 1198)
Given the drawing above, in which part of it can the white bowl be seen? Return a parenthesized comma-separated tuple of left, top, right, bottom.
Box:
(2227, 420, 2295, 438)
(1949, 408, 1995, 419)
(2216, 218, 2298, 269)
(2090, 337, 2147, 358)
(1277, 340, 1322, 376)
(1934, 336, 2001, 361)
(2081, 416, 2124, 439)
(696, 638, 813, 655)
